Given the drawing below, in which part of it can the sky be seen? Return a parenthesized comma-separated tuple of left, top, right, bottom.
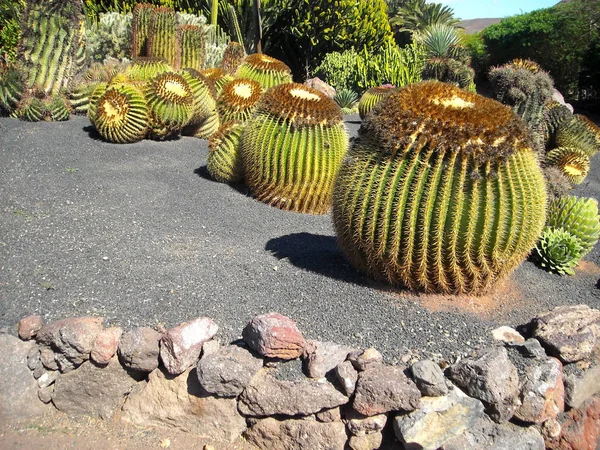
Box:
(432, 0, 559, 20)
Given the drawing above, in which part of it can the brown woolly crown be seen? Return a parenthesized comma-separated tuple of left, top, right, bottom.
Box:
(219, 78, 262, 108)
(361, 81, 533, 164)
(243, 54, 291, 75)
(257, 83, 343, 127)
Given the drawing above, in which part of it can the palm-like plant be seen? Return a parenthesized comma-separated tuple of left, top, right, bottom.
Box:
(390, 0, 460, 34)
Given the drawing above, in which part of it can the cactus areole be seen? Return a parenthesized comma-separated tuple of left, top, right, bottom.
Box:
(333, 81, 548, 295)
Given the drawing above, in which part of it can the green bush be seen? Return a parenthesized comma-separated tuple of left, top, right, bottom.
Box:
(0, 0, 23, 63)
(460, 32, 489, 81)
(482, 0, 599, 100)
(86, 12, 132, 63)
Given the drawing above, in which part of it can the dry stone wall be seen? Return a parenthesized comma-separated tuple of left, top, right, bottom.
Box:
(2, 304, 600, 449)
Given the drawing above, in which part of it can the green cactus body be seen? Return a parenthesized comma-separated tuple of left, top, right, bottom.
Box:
(235, 54, 293, 90)
(546, 195, 600, 258)
(69, 81, 96, 115)
(536, 227, 582, 275)
(207, 120, 245, 183)
(91, 83, 148, 143)
(124, 57, 173, 83)
(422, 58, 476, 92)
(220, 42, 246, 75)
(20, 0, 85, 96)
(147, 7, 179, 69)
(145, 71, 194, 140)
(241, 83, 349, 214)
(132, 3, 155, 58)
(87, 82, 109, 123)
(46, 95, 71, 121)
(200, 68, 235, 96)
(16, 95, 45, 122)
(180, 68, 219, 139)
(83, 61, 129, 83)
(556, 114, 600, 157)
(332, 81, 548, 295)
(543, 101, 572, 146)
(0, 62, 24, 115)
(358, 86, 395, 120)
(217, 78, 262, 124)
(545, 147, 590, 185)
(178, 25, 205, 71)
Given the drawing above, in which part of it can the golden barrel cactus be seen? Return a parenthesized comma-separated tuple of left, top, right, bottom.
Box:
(241, 83, 349, 214)
(332, 81, 548, 295)
(217, 78, 263, 124)
(358, 85, 395, 120)
(235, 54, 292, 90)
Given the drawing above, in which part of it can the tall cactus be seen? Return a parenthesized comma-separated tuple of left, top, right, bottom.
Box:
(217, 78, 262, 124)
(178, 25, 205, 71)
(147, 7, 179, 69)
(19, 0, 86, 96)
(235, 54, 293, 90)
(358, 85, 395, 120)
(241, 83, 349, 214)
(332, 81, 548, 295)
(132, 3, 155, 58)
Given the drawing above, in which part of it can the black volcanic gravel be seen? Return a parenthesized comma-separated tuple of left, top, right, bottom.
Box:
(1, 115, 598, 364)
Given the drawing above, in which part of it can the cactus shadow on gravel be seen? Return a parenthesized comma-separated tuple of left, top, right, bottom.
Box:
(265, 232, 370, 286)
(193, 165, 249, 196)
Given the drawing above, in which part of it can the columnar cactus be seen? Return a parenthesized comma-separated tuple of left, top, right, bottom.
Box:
(546, 195, 600, 258)
(147, 7, 179, 69)
(200, 68, 235, 95)
(217, 78, 262, 124)
(178, 25, 205, 71)
(207, 120, 245, 183)
(358, 85, 395, 120)
(20, 0, 85, 96)
(545, 147, 590, 185)
(132, 3, 155, 58)
(332, 81, 548, 295)
(556, 114, 600, 157)
(235, 54, 293, 90)
(220, 41, 246, 75)
(90, 83, 149, 143)
(240, 83, 349, 214)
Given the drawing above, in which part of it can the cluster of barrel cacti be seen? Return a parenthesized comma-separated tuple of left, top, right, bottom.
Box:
(489, 59, 600, 197)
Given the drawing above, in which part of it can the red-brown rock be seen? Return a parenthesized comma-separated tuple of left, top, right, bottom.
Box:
(18, 315, 43, 340)
(90, 327, 123, 365)
(546, 396, 600, 450)
(242, 313, 305, 360)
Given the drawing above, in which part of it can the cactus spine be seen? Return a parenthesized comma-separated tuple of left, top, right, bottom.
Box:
(358, 86, 395, 120)
(147, 7, 179, 69)
(132, 3, 155, 58)
(235, 54, 293, 90)
(207, 120, 245, 183)
(217, 78, 262, 124)
(332, 81, 548, 295)
(180, 68, 219, 139)
(178, 25, 205, 71)
(46, 95, 71, 121)
(556, 114, 600, 157)
(16, 95, 45, 122)
(200, 68, 234, 96)
(241, 83, 349, 214)
(220, 41, 247, 75)
(125, 57, 173, 82)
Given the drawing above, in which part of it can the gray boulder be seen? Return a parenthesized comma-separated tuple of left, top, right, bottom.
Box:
(410, 359, 448, 397)
(118, 327, 162, 372)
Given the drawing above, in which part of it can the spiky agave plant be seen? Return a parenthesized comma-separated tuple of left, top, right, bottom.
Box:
(240, 83, 349, 214)
(556, 114, 600, 157)
(217, 78, 262, 124)
(0, 62, 24, 115)
(178, 25, 205, 71)
(200, 68, 234, 95)
(145, 71, 194, 140)
(180, 68, 219, 139)
(220, 41, 246, 75)
(332, 81, 548, 295)
(147, 7, 179, 68)
(91, 83, 149, 143)
(546, 195, 600, 258)
(334, 89, 359, 114)
(132, 3, 155, 58)
(535, 227, 583, 275)
(207, 120, 245, 183)
(545, 147, 590, 185)
(358, 86, 395, 120)
(235, 54, 293, 90)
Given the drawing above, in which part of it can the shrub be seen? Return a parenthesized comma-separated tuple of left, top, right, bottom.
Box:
(86, 12, 132, 63)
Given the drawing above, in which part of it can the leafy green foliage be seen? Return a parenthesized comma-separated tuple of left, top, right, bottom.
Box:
(460, 32, 489, 80)
(0, 0, 23, 63)
(535, 227, 583, 275)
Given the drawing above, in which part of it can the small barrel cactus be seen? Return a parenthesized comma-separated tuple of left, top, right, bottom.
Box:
(0, 62, 24, 115)
(543, 100, 572, 146)
(235, 54, 293, 90)
(207, 120, 245, 183)
(358, 85, 395, 120)
(556, 114, 600, 157)
(16, 95, 45, 122)
(536, 227, 583, 275)
(422, 58, 475, 92)
(145, 71, 195, 140)
(546, 195, 600, 258)
(180, 68, 220, 139)
(91, 83, 149, 143)
(241, 83, 349, 214)
(544, 147, 590, 185)
(200, 68, 235, 95)
(333, 81, 548, 295)
(217, 78, 263, 124)
(45, 95, 72, 121)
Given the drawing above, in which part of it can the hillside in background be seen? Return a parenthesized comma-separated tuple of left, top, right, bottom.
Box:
(458, 18, 502, 34)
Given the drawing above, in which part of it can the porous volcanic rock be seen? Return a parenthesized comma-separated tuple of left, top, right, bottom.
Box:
(348, 348, 383, 372)
(242, 313, 305, 360)
(545, 396, 600, 450)
(336, 360, 358, 396)
(90, 327, 123, 365)
(345, 410, 388, 436)
(303, 340, 353, 378)
(118, 327, 162, 373)
(18, 315, 43, 340)
(515, 357, 564, 424)
(410, 359, 449, 397)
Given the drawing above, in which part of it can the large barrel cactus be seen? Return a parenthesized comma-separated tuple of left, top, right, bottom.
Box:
(545, 147, 590, 185)
(556, 114, 600, 157)
(333, 81, 548, 295)
(358, 86, 395, 120)
(217, 78, 262, 124)
(241, 83, 349, 214)
(200, 68, 235, 95)
(125, 57, 173, 82)
(235, 54, 293, 90)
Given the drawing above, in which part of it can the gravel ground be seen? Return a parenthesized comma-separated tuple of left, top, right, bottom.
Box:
(1, 115, 599, 364)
